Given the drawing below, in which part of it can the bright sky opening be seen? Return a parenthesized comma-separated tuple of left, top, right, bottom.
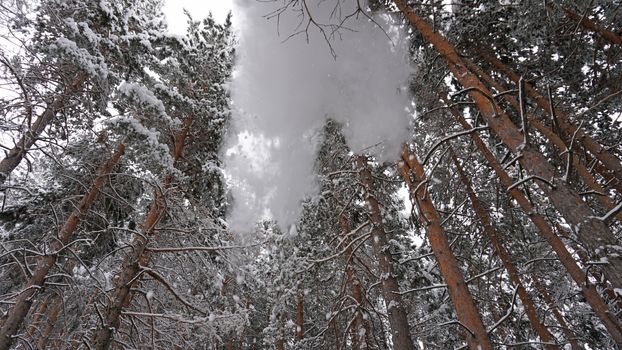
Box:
(163, 0, 233, 34)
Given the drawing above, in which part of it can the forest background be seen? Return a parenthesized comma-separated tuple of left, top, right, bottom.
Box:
(0, 0, 621, 349)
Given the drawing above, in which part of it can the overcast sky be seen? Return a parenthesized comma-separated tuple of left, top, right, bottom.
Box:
(163, 0, 233, 34)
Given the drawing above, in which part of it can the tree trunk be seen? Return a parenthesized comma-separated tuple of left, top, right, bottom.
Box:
(276, 313, 285, 350)
(237, 332, 244, 350)
(296, 293, 304, 341)
(227, 334, 234, 350)
(331, 317, 340, 350)
(37, 294, 61, 350)
(586, 152, 622, 198)
(444, 98, 622, 345)
(398, 147, 492, 350)
(560, 227, 622, 312)
(90, 117, 192, 350)
(556, 4, 622, 46)
(474, 47, 622, 185)
(0, 72, 88, 185)
(393, 0, 622, 294)
(531, 277, 584, 350)
(0, 142, 124, 350)
(25, 296, 50, 340)
(450, 152, 558, 348)
(356, 155, 416, 350)
(462, 58, 622, 223)
(339, 214, 368, 350)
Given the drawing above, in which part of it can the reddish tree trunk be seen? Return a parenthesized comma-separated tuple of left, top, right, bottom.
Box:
(444, 99, 622, 345)
(393, 0, 622, 296)
(0, 72, 88, 184)
(399, 147, 492, 350)
(356, 155, 416, 350)
(463, 59, 622, 223)
(559, 226, 622, 312)
(90, 117, 192, 350)
(558, 5, 622, 46)
(276, 314, 285, 350)
(451, 152, 558, 348)
(37, 295, 61, 350)
(339, 214, 368, 350)
(531, 277, 584, 350)
(331, 318, 340, 350)
(236, 333, 244, 350)
(0, 143, 125, 350)
(25, 297, 49, 339)
(227, 334, 234, 350)
(475, 47, 622, 185)
(296, 294, 304, 341)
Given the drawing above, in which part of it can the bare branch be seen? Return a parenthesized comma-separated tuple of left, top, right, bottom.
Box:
(508, 175, 556, 191)
(421, 126, 489, 166)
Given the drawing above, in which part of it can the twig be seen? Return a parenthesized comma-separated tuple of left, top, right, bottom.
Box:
(508, 175, 556, 191)
(547, 85, 560, 134)
(308, 222, 371, 264)
(465, 266, 502, 284)
(437, 320, 475, 337)
(590, 201, 622, 223)
(561, 120, 584, 183)
(422, 126, 489, 166)
(142, 268, 207, 315)
(398, 284, 447, 295)
(502, 154, 522, 170)
(451, 87, 499, 117)
(146, 240, 268, 253)
(518, 76, 529, 146)
(577, 90, 622, 118)
(578, 190, 607, 197)
(121, 311, 235, 324)
(487, 284, 520, 334)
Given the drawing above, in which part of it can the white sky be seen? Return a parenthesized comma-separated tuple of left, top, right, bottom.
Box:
(163, 0, 233, 34)
(224, 0, 413, 232)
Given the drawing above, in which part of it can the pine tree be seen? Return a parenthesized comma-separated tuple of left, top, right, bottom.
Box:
(2, 0, 621, 348)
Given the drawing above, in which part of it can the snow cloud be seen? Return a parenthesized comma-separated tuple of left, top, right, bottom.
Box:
(225, 0, 414, 233)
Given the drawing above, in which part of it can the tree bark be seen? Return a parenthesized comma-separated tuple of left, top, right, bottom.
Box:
(24, 296, 49, 340)
(276, 313, 285, 350)
(587, 152, 622, 198)
(462, 58, 622, 223)
(0, 142, 124, 350)
(356, 155, 416, 350)
(531, 277, 584, 350)
(90, 117, 192, 350)
(443, 98, 622, 345)
(339, 214, 368, 350)
(0, 72, 88, 185)
(393, 0, 622, 294)
(560, 227, 622, 312)
(557, 4, 622, 46)
(296, 293, 304, 341)
(398, 147, 492, 350)
(227, 334, 234, 350)
(474, 47, 622, 186)
(331, 317, 340, 350)
(37, 294, 61, 350)
(450, 152, 558, 348)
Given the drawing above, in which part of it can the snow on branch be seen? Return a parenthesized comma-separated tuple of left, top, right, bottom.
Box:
(590, 201, 622, 224)
(421, 126, 489, 166)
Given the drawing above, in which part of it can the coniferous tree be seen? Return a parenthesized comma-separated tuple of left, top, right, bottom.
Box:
(1, 0, 621, 348)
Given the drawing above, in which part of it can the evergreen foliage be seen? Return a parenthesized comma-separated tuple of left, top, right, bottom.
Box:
(1, 0, 621, 349)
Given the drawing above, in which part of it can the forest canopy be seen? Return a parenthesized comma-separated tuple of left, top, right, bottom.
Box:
(0, 0, 621, 349)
